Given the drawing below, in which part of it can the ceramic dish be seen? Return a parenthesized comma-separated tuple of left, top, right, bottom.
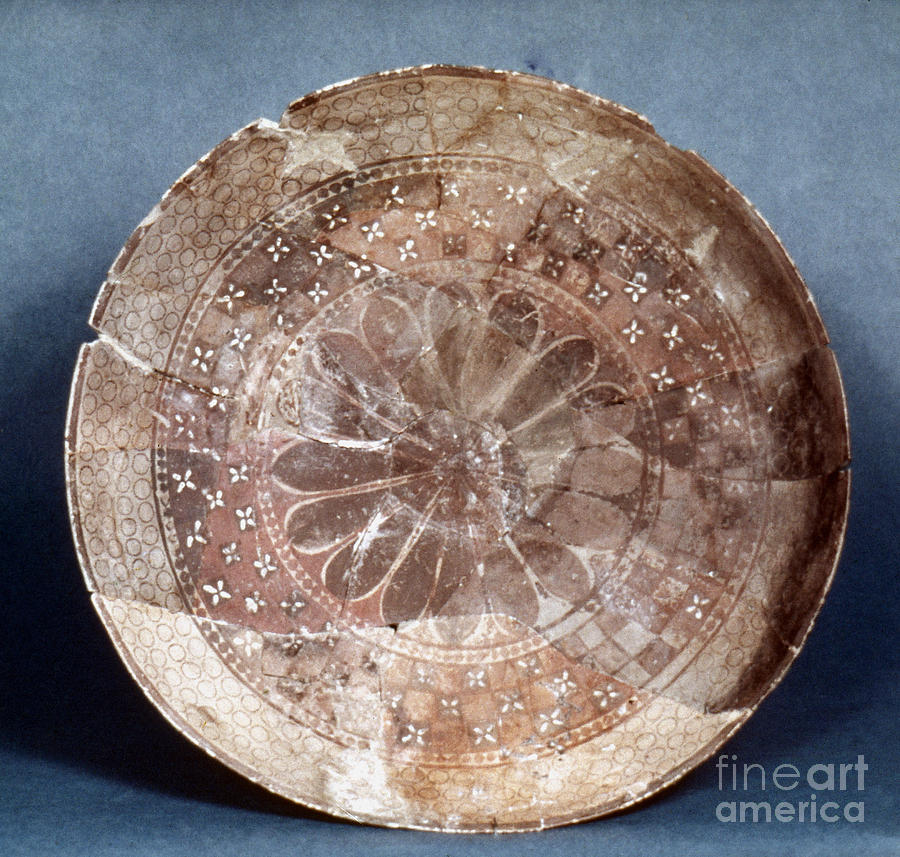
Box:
(66, 66, 850, 831)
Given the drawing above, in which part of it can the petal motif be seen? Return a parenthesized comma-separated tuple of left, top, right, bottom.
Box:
(272, 438, 391, 493)
(321, 539, 357, 596)
(285, 371, 397, 444)
(428, 531, 480, 617)
(487, 291, 541, 349)
(516, 537, 591, 603)
(479, 545, 540, 627)
(568, 442, 643, 498)
(359, 293, 424, 375)
(495, 360, 563, 431)
(532, 488, 631, 552)
(463, 326, 534, 421)
(322, 506, 408, 601)
(380, 524, 446, 624)
(287, 327, 418, 443)
(286, 492, 382, 553)
(398, 346, 458, 413)
(433, 319, 478, 409)
(534, 336, 599, 392)
(508, 404, 575, 490)
(320, 510, 476, 624)
(316, 330, 394, 396)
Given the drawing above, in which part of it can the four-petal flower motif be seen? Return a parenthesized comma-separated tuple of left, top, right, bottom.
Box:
(686, 593, 711, 619)
(414, 209, 437, 230)
(472, 723, 497, 745)
(586, 282, 609, 305)
(229, 463, 249, 483)
(185, 520, 207, 548)
(171, 469, 195, 493)
(500, 184, 527, 204)
(623, 272, 648, 303)
(400, 723, 428, 745)
(537, 707, 566, 733)
(397, 238, 417, 261)
(204, 488, 225, 510)
(220, 542, 240, 565)
(621, 319, 644, 344)
(307, 282, 329, 305)
(322, 204, 348, 231)
(279, 590, 306, 616)
(233, 632, 262, 657)
(191, 347, 215, 373)
(235, 506, 256, 530)
(229, 328, 251, 352)
(202, 579, 231, 606)
(360, 220, 384, 243)
(649, 365, 675, 391)
(662, 323, 683, 350)
(310, 244, 333, 266)
(266, 236, 290, 262)
(253, 550, 277, 578)
(216, 283, 245, 314)
(265, 278, 286, 302)
(592, 682, 621, 710)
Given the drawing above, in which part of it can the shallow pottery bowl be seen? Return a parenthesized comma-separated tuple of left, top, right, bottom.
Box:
(66, 66, 850, 832)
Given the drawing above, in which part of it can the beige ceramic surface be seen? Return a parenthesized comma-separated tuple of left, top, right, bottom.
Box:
(66, 66, 850, 832)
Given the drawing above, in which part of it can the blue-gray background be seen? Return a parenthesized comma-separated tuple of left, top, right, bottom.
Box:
(1, 1, 897, 854)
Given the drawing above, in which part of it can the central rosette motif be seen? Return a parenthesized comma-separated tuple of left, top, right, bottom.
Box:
(262, 275, 639, 628)
(388, 410, 525, 537)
